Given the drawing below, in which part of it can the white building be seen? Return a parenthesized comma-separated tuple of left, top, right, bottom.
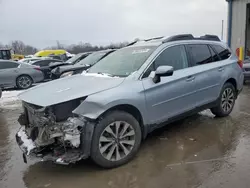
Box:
(227, 0, 250, 58)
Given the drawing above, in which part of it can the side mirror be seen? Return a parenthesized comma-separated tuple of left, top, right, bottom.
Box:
(153, 66, 173, 83)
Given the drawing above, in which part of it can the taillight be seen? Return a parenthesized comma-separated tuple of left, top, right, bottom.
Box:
(34, 67, 41, 71)
(237, 60, 243, 68)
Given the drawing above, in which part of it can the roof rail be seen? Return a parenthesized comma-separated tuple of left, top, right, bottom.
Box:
(162, 34, 220, 43)
(144, 36, 164, 42)
(163, 34, 194, 43)
(126, 36, 164, 46)
(127, 34, 221, 46)
(199, 35, 220, 41)
(126, 41, 138, 47)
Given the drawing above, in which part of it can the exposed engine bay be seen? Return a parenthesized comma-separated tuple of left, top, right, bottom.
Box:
(16, 99, 94, 165)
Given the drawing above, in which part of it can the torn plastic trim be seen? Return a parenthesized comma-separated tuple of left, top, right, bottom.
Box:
(62, 117, 86, 148)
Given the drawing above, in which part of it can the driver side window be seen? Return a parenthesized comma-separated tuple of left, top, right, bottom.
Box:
(142, 45, 188, 78)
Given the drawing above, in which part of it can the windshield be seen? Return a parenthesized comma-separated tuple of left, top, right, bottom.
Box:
(19, 58, 40, 63)
(87, 46, 157, 77)
(75, 52, 107, 66)
(65, 54, 82, 64)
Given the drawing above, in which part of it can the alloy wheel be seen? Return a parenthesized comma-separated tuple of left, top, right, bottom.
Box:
(99, 121, 135, 161)
(18, 76, 32, 89)
(221, 88, 234, 113)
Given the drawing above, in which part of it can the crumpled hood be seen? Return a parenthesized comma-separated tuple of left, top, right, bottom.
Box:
(19, 74, 124, 107)
(52, 64, 89, 75)
(49, 62, 68, 69)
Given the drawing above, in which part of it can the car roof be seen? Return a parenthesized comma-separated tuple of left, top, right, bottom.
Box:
(129, 34, 225, 48)
(0, 60, 20, 64)
(31, 58, 58, 63)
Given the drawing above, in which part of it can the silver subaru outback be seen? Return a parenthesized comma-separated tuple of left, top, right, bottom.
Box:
(16, 34, 244, 168)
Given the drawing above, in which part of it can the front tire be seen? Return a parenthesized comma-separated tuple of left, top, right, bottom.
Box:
(211, 82, 236, 117)
(91, 111, 142, 168)
(16, 75, 33, 89)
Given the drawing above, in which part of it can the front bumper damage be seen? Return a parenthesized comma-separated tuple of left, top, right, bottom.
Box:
(16, 104, 95, 165)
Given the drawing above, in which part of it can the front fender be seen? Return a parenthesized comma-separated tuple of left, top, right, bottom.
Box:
(72, 81, 148, 123)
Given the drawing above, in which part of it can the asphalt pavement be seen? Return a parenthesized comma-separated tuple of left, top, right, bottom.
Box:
(0, 85, 250, 188)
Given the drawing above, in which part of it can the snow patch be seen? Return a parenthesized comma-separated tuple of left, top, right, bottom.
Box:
(1, 90, 23, 102)
(17, 126, 36, 155)
(82, 72, 111, 78)
(82, 72, 119, 78)
(0, 90, 23, 109)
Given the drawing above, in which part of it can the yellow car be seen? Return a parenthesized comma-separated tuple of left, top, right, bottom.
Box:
(12, 54, 24, 61)
(34, 50, 67, 57)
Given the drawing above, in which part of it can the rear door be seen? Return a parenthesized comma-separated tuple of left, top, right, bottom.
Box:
(0, 61, 19, 87)
(185, 44, 222, 107)
(142, 45, 197, 124)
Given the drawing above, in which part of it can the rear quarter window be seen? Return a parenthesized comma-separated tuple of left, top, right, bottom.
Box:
(211, 45, 231, 60)
(187, 44, 213, 66)
(0, 61, 19, 69)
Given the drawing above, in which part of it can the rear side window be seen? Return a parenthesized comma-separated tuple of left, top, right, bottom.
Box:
(33, 60, 58, 67)
(208, 46, 220, 62)
(187, 44, 213, 65)
(33, 60, 47, 66)
(212, 45, 231, 60)
(154, 45, 188, 70)
(0, 61, 19, 69)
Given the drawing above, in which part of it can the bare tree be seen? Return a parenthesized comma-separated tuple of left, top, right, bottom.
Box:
(2, 40, 129, 56)
(10, 40, 25, 54)
(8, 40, 38, 55)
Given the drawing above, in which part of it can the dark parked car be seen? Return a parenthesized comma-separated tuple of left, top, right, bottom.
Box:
(30, 59, 63, 80)
(49, 52, 91, 69)
(51, 49, 115, 79)
(0, 87, 2, 98)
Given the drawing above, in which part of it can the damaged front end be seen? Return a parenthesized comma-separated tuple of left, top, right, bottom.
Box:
(16, 99, 94, 165)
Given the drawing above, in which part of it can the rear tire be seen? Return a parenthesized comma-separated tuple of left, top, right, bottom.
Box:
(16, 75, 33, 89)
(211, 82, 236, 117)
(91, 111, 142, 168)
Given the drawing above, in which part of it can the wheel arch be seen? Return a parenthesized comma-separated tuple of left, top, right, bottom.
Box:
(225, 78, 237, 90)
(97, 104, 147, 139)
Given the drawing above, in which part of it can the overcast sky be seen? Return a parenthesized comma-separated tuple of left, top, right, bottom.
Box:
(0, 0, 228, 48)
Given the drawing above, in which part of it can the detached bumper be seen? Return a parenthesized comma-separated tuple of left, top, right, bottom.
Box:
(16, 117, 95, 165)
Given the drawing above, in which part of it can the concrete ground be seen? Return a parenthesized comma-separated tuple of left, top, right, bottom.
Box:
(0, 85, 250, 188)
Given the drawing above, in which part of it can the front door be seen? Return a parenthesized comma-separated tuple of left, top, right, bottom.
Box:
(142, 45, 197, 125)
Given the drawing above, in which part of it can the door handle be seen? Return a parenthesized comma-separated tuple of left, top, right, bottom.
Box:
(186, 75, 195, 82)
(218, 67, 225, 72)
